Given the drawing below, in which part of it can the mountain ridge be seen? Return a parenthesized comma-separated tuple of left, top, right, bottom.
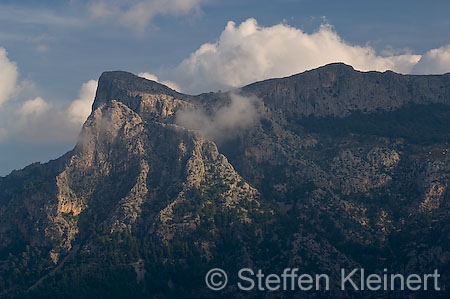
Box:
(0, 63, 449, 298)
(92, 63, 450, 123)
(242, 62, 450, 117)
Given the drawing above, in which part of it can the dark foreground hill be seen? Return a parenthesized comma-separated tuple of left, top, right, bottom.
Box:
(0, 63, 449, 298)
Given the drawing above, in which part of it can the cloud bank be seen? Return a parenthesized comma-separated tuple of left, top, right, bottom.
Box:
(0, 46, 97, 144)
(154, 18, 450, 94)
(0, 47, 18, 107)
(18, 97, 51, 118)
(89, 0, 208, 30)
(412, 45, 450, 75)
(67, 80, 99, 124)
(11, 80, 98, 143)
(176, 93, 259, 141)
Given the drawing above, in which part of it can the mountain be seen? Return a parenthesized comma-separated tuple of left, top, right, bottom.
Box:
(0, 63, 449, 298)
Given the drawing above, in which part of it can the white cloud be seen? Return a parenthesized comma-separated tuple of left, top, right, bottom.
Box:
(138, 72, 159, 82)
(0, 45, 97, 145)
(0, 47, 19, 107)
(67, 80, 98, 124)
(138, 72, 180, 91)
(167, 18, 424, 94)
(5, 80, 98, 144)
(412, 45, 450, 75)
(18, 97, 51, 118)
(89, 0, 207, 30)
(176, 93, 259, 141)
(14, 97, 56, 142)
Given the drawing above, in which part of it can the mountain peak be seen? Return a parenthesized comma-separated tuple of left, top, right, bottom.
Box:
(93, 71, 183, 111)
(312, 62, 355, 72)
(98, 71, 172, 92)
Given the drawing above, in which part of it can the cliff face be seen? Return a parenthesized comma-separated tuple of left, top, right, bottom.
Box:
(242, 63, 450, 117)
(0, 64, 449, 297)
(1, 76, 262, 262)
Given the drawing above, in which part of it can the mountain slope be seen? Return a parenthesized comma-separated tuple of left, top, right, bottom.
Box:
(0, 64, 449, 298)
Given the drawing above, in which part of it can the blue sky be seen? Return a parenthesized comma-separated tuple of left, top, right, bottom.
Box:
(0, 0, 450, 175)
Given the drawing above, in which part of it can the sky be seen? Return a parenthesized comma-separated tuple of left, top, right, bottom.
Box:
(0, 0, 450, 175)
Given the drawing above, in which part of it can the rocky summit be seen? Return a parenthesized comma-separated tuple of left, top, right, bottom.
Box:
(0, 63, 449, 298)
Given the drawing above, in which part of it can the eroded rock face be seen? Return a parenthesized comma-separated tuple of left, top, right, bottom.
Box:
(331, 147, 400, 195)
(419, 156, 450, 212)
